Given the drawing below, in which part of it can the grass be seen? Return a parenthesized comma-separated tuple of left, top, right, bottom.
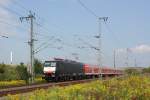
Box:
(0, 77, 46, 89)
(5, 75, 150, 100)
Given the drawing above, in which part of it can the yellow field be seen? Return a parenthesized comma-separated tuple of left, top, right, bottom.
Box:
(5, 75, 150, 100)
(0, 77, 45, 89)
(0, 80, 25, 88)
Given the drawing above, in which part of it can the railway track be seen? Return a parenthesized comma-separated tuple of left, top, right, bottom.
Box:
(0, 79, 98, 97)
(0, 76, 124, 97)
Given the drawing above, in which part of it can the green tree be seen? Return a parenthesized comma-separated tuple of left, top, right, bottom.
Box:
(16, 63, 30, 84)
(0, 64, 18, 81)
(0, 64, 6, 80)
(34, 59, 43, 75)
(0, 64, 5, 74)
(125, 68, 140, 75)
(142, 67, 150, 73)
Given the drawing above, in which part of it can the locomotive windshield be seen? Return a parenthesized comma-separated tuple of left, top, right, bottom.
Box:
(44, 61, 56, 67)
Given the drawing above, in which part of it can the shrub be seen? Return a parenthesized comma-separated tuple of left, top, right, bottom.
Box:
(34, 59, 43, 75)
(142, 67, 150, 73)
(16, 63, 30, 84)
(0, 64, 18, 81)
(125, 68, 140, 75)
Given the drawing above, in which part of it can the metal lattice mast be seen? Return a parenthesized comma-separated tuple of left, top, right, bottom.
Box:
(20, 11, 35, 84)
(98, 17, 108, 79)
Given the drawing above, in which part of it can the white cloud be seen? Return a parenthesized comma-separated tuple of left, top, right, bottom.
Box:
(118, 44, 150, 54)
(0, 0, 18, 36)
(131, 44, 150, 53)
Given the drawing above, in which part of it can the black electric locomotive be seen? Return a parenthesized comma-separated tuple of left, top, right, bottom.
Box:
(43, 59, 84, 82)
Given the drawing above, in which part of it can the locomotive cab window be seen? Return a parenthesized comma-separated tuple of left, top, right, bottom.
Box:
(51, 62, 56, 67)
(44, 62, 56, 67)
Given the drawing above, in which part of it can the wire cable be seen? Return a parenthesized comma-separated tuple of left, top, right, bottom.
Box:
(103, 21, 124, 46)
(0, 19, 28, 31)
(77, 0, 99, 18)
(12, 0, 29, 12)
(0, 4, 23, 17)
(35, 36, 54, 51)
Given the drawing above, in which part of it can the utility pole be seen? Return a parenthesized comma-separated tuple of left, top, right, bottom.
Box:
(114, 50, 116, 68)
(20, 11, 35, 84)
(134, 58, 137, 67)
(96, 17, 108, 79)
(125, 48, 129, 67)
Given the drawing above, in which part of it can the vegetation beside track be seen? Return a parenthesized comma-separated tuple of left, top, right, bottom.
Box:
(0, 77, 45, 89)
(0, 80, 25, 89)
(5, 75, 150, 100)
(0, 59, 43, 88)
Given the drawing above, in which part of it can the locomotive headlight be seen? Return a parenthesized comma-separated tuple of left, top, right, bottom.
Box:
(43, 67, 56, 74)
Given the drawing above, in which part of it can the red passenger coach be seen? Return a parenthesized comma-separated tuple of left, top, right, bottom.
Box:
(93, 67, 99, 74)
(83, 64, 123, 78)
(83, 64, 100, 78)
(83, 64, 93, 75)
(83, 64, 100, 74)
(101, 67, 119, 75)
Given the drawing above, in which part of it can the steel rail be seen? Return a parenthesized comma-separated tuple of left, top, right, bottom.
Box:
(0, 75, 124, 97)
(0, 79, 97, 97)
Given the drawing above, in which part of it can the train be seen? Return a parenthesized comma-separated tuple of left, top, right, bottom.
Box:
(43, 58, 123, 82)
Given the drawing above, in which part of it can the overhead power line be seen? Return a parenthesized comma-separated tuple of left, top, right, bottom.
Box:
(12, 0, 72, 45)
(11, 0, 66, 36)
(77, 37, 99, 51)
(12, 0, 29, 12)
(76, 0, 121, 45)
(35, 36, 54, 52)
(34, 39, 62, 54)
(0, 4, 23, 17)
(77, 0, 99, 18)
(103, 21, 125, 46)
(0, 19, 28, 31)
(0, 0, 51, 36)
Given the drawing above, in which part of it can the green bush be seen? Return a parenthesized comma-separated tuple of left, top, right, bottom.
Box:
(0, 60, 43, 84)
(125, 68, 140, 75)
(0, 64, 5, 73)
(16, 63, 30, 84)
(142, 67, 150, 73)
(0, 64, 18, 81)
(0, 63, 30, 83)
(34, 59, 43, 75)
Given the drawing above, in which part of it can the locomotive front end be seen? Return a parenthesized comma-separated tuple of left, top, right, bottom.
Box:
(43, 61, 56, 81)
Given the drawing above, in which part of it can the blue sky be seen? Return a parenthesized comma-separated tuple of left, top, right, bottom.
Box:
(0, 0, 150, 67)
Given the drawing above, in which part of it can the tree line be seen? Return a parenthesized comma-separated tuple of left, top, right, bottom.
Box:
(125, 67, 150, 75)
(1, 59, 150, 83)
(0, 59, 43, 83)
